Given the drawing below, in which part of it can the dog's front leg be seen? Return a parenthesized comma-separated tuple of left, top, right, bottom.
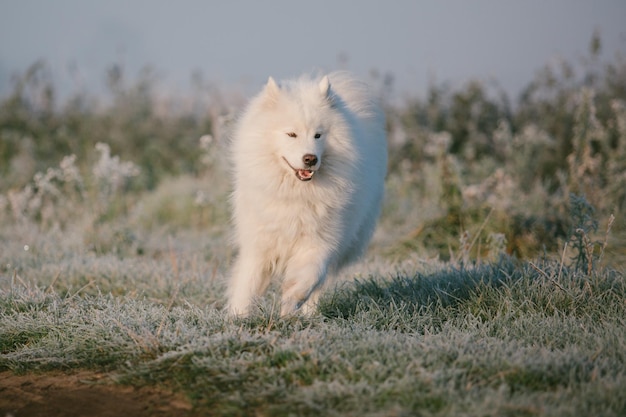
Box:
(281, 247, 330, 316)
(227, 249, 270, 316)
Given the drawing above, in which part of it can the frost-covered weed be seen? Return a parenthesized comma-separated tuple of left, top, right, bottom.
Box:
(567, 88, 603, 203)
(1, 143, 141, 235)
(92, 142, 140, 200)
(606, 100, 626, 210)
(5, 154, 83, 227)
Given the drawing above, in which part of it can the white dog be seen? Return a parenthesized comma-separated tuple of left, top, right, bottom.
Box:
(227, 72, 387, 316)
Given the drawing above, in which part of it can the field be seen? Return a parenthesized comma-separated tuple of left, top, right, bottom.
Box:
(1, 39, 625, 416)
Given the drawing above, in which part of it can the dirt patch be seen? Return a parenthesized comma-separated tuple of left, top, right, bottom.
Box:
(0, 370, 193, 417)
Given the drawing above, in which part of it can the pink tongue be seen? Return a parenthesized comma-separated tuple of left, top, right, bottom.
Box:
(297, 169, 313, 180)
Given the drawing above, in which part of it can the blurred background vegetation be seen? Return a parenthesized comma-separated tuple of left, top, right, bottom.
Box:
(1, 34, 624, 268)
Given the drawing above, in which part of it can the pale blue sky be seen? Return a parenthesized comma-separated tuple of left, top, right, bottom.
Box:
(1, 0, 625, 100)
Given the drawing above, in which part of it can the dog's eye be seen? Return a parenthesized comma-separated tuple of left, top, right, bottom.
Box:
(286, 132, 297, 138)
(314, 133, 322, 139)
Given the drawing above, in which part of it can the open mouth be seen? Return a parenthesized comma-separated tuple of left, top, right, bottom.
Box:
(282, 157, 316, 182)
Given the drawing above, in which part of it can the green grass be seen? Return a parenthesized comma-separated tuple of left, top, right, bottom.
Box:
(1, 240, 624, 416)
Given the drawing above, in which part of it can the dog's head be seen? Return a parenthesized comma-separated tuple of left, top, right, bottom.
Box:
(259, 75, 334, 182)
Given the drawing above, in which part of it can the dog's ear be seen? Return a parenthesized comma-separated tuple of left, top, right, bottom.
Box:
(266, 76, 279, 93)
(319, 76, 331, 98)
(262, 77, 280, 105)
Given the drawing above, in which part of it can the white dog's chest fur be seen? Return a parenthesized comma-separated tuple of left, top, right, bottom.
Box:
(247, 187, 341, 245)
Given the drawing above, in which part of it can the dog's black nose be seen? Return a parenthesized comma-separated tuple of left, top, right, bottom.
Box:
(302, 154, 318, 167)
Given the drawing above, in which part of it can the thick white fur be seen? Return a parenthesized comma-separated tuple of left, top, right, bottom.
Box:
(227, 72, 387, 316)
